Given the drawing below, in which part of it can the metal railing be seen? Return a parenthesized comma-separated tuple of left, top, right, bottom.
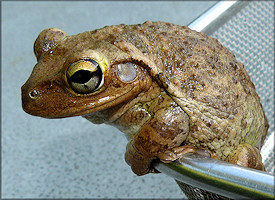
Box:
(154, 153, 274, 199)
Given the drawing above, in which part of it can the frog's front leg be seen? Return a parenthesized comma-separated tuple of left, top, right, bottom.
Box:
(125, 105, 192, 175)
(125, 139, 216, 175)
(125, 140, 158, 175)
(225, 143, 265, 171)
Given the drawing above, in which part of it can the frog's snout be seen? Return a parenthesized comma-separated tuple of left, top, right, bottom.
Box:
(21, 82, 40, 116)
(21, 78, 82, 119)
(21, 79, 52, 118)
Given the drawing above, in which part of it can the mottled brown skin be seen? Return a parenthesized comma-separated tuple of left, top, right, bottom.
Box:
(22, 22, 268, 179)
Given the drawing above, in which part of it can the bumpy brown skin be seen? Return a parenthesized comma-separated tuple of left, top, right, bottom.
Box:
(22, 21, 268, 192)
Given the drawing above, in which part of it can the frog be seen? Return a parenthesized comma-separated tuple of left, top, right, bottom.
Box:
(22, 21, 268, 198)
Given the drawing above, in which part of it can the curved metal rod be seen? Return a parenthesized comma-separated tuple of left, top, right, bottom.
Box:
(153, 153, 275, 199)
(188, 1, 250, 35)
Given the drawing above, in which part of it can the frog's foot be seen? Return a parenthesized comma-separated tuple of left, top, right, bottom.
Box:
(125, 140, 157, 176)
(158, 145, 217, 163)
(226, 143, 265, 171)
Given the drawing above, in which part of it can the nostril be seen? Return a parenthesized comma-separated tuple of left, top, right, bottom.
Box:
(29, 89, 39, 98)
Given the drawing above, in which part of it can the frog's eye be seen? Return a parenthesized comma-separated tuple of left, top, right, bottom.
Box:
(66, 59, 104, 94)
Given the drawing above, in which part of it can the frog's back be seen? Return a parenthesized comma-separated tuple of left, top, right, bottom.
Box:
(91, 21, 268, 159)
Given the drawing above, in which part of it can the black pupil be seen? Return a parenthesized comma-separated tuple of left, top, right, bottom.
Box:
(70, 70, 94, 84)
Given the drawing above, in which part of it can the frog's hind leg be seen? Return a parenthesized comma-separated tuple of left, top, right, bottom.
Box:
(225, 143, 265, 171)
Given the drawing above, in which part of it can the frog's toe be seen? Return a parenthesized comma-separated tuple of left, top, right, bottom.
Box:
(158, 145, 216, 163)
(226, 143, 265, 171)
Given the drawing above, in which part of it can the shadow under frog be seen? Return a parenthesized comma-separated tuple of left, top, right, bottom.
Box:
(22, 21, 268, 176)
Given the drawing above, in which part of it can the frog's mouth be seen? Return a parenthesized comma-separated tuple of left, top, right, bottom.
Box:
(21, 79, 141, 119)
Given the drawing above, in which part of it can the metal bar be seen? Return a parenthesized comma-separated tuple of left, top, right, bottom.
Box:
(188, 1, 250, 35)
(153, 153, 275, 199)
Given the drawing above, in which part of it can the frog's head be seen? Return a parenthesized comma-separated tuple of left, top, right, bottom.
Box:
(21, 28, 153, 119)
